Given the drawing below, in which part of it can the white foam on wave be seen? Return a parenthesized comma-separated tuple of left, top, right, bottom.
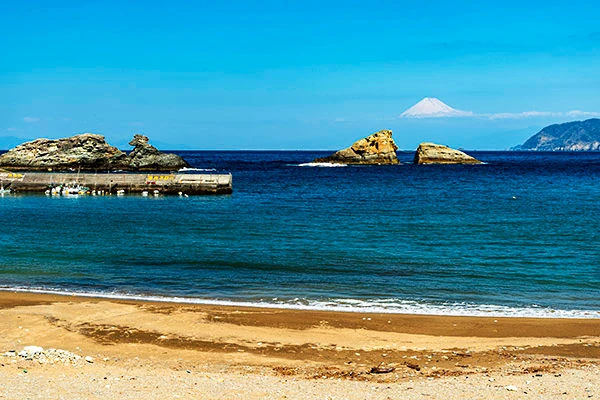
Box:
(297, 162, 347, 167)
(2, 287, 599, 319)
(178, 167, 217, 172)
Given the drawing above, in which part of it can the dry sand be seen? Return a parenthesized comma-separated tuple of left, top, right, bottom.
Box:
(0, 291, 598, 399)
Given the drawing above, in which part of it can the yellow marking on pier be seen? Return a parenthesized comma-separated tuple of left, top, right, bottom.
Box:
(146, 175, 174, 181)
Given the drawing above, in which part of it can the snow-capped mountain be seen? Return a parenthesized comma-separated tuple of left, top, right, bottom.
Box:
(399, 98, 473, 118)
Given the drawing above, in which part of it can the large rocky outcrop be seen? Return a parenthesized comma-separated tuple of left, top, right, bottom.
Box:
(313, 130, 399, 165)
(414, 143, 481, 164)
(0, 134, 128, 171)
(0, 134, 189, 171)
(514, 118, 600, 151)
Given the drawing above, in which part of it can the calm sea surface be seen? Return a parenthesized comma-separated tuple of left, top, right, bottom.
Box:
(1, 151, 599, 317)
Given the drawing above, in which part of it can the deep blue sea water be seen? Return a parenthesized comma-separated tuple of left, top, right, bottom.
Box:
(1, 151, 599, 317)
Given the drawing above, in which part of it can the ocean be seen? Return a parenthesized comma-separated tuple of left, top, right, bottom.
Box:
(1, 150, 599, 318)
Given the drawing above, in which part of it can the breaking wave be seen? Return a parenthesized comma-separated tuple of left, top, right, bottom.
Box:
(297, 162, 347, 167)
(2, 287, 598, 319)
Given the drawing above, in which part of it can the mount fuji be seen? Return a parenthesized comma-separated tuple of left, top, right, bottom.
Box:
(399, 98, 473, 118)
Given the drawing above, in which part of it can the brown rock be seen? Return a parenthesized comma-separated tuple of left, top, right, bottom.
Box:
(127, 134, 189, 171)
(0, 133, 190, 172)
(414, 142, 481, 165)
(0, 133, 128, 171)
(314, 130, 399, 165)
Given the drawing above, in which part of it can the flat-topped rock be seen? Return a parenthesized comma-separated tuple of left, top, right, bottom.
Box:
(414, 142, 481, 164)
(314, 130, 399, 165)
(0, 134, 189, 171)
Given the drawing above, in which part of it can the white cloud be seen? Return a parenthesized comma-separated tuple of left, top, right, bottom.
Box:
(334, 117, 346, 123)
(483, 111, 563, 120)
(400, 98, 600, 120)
(401, 110, 474, 118)
(23, 117, 40, 123)
(401, 110, 580, 120)
(565, 110, 600, 118)
(7, 127, 17, 132)
(481, 110, 600, 119)
(129, 122, 145, 127)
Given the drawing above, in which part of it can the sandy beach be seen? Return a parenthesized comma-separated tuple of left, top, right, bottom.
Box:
(0, 291, 598, 399)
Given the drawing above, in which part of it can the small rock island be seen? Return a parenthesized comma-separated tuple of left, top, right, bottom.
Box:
(414, 143, 481, 164)
(313, 130, 399, 165)
(0, 133, 189, 171)
(126, 134, 189, 171)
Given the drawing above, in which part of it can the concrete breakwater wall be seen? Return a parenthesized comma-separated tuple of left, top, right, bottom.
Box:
(0, 171, 232, 195)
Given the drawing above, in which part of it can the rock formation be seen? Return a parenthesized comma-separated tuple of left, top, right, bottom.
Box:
(313, 130, 399, 165)
(515, 118, 600, 151)
(0, 133, 189, 171)
(0, 134, 128, 171)
(127, 134, 189, 171)
(414, 143, 481, 164)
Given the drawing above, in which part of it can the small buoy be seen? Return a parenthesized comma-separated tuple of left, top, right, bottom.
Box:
(142, 191, 148, 197)
(511, 196, 517, 200)
(178, 191, 183, 196)
(184, 194, 189, 198)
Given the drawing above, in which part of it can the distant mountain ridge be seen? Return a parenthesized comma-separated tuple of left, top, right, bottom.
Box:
(515, 118, 600, 151)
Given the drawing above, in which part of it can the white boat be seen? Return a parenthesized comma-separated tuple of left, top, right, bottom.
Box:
(64, 186, 81, 196)
(48, 183, 90, 196)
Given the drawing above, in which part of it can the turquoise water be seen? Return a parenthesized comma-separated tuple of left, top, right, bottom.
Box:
(1, 151, 599, 317)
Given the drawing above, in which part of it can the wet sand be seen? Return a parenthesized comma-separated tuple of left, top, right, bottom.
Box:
(0, 291, 599, 399)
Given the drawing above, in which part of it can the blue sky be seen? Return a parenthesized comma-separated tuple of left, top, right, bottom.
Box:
(2, 0, 600, 149)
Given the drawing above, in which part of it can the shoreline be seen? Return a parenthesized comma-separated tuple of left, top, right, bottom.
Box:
(2, 290, 599, 350)
(2, 288, 599, 320)
(1, 291, 599, 398)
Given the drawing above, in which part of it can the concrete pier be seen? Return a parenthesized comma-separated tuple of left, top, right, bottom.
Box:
(0, 171, 232, 195)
